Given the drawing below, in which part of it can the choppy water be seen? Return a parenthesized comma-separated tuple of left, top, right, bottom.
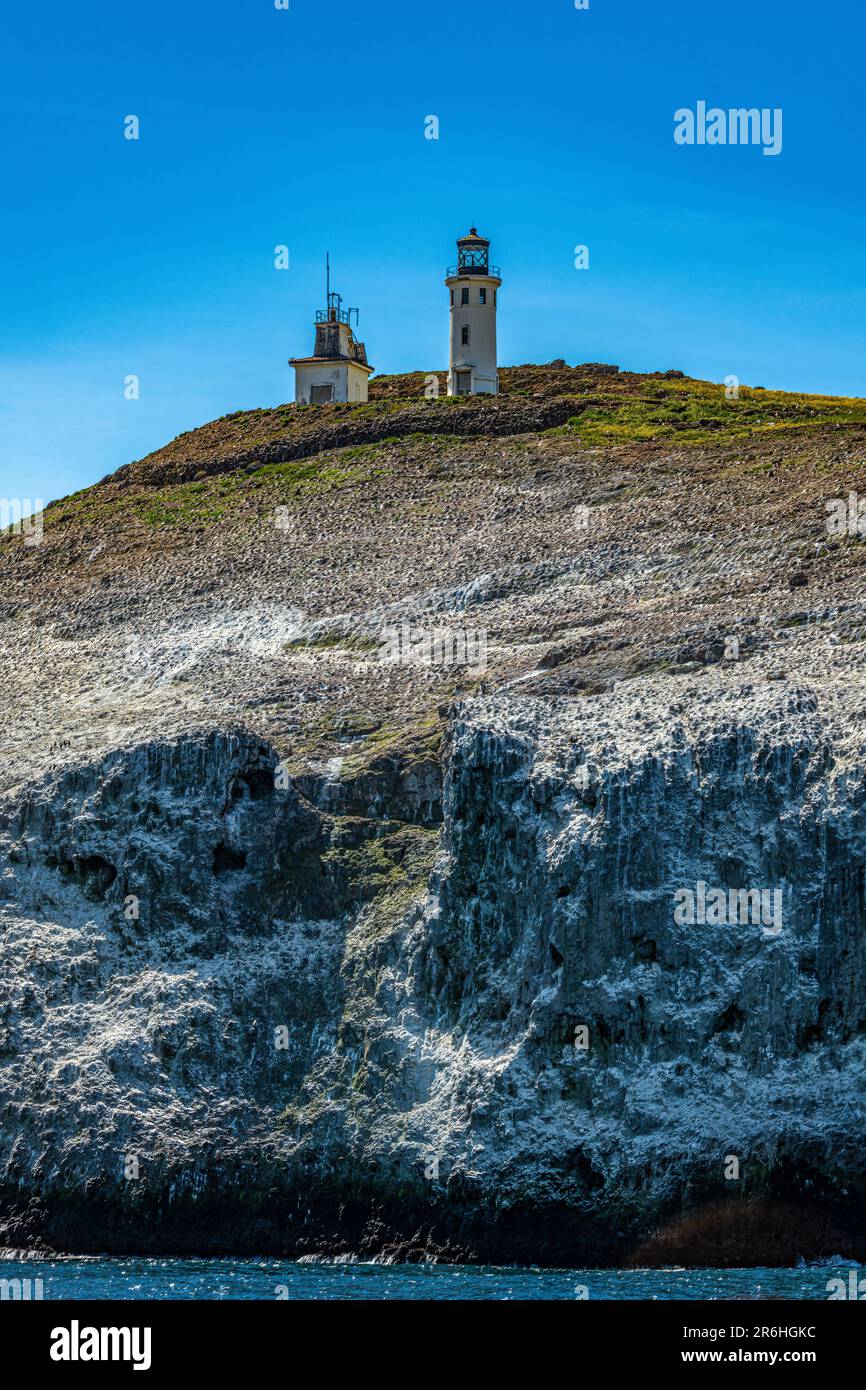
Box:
(0, 1256, 853, 1300)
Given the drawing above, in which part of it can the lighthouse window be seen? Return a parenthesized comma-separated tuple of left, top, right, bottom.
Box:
(461, 288, 469, 305)
(461, 325, 470, 346)
(450, 290, 454, 305)
(479, 288, 487, 305)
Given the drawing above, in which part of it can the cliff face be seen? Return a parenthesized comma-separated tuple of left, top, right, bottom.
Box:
(2, 364, 866, 1263)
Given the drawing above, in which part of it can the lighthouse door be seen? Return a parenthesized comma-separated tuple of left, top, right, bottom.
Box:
(455, 370, 472, 395)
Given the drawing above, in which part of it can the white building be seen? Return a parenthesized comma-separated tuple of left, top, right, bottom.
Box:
(290, 285, 373, 405)
(444, 228, 501, 395)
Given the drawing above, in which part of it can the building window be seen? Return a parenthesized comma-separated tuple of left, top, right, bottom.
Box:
(310, 383, 334, 404)
(479, 288, 487, 305)
(461, 325, 470, 346)
(450, 289, 454, 305)
(461, 287, 469, 305)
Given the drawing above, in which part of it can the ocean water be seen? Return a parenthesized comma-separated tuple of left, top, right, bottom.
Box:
(0, 1256, 852, 1301)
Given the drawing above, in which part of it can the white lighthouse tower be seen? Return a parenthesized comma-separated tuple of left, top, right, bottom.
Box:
(445, 228, 501, 396)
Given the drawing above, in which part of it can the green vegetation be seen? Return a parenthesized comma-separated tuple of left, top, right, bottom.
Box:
(133, 454, 382, 527)
(339, 714, 442, 778)
(285, 630, 380, 654)
(560, 381, 866, 448)
(286, 711, 441, 768)
(37, 368, 866, 542)
(255, 456, 370, 491)
(42, 489, 142, 529)
(141, 491, 228, 526)
(336, 821, 441, 953)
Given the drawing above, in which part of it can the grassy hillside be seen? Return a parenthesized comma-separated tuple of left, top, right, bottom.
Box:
(74, 361, 866, 495)
(1, 359, 865, 788)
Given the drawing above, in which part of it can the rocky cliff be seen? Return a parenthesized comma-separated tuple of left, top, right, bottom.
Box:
(2, 362, 865, 1264)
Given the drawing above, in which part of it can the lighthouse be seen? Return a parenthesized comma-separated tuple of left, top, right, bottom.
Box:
(444, 228, 501, 395)
(289, 259, 374, 405)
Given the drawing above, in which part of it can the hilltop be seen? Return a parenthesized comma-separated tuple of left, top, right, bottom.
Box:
(4, 361, 866, 786)
(1, 361, 866, 1265)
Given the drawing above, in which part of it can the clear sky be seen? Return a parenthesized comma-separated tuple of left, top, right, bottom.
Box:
(2, 0, 864, 507)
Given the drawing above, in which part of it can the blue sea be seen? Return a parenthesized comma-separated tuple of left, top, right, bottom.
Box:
(0, 1256, 851, 1300)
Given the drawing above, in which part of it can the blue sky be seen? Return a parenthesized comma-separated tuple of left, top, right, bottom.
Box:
(2, 0, 864, 506)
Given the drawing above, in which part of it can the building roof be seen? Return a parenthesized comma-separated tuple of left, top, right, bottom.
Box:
(288, 355, 374, 372)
